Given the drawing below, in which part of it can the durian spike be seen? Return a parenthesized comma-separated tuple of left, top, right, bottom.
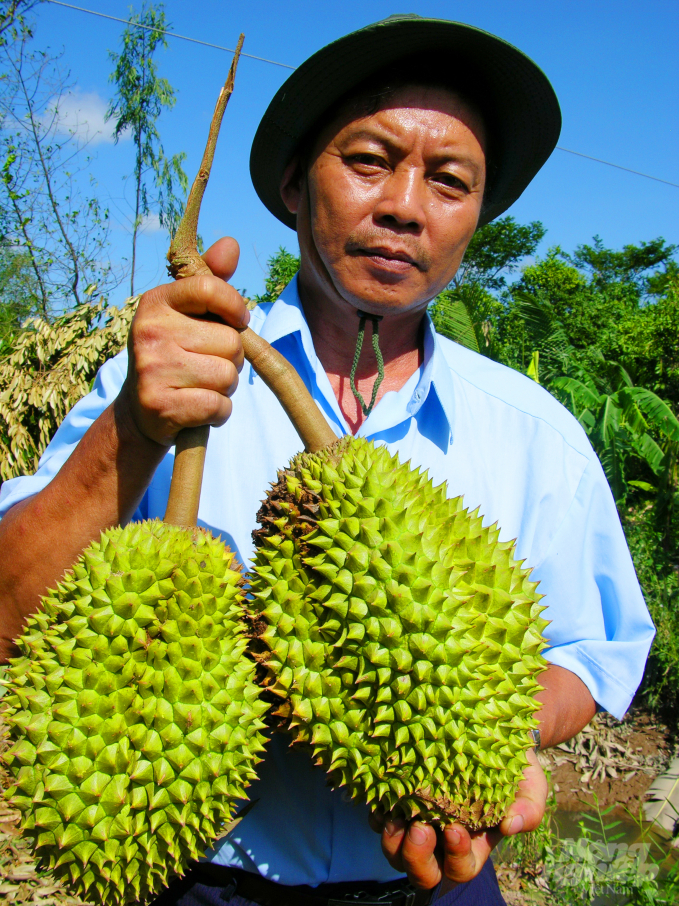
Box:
(165, 37, 335, 527)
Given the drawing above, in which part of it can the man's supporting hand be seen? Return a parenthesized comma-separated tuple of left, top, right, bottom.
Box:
(122, 237, 249, 446)
(370, 749, 548, 891)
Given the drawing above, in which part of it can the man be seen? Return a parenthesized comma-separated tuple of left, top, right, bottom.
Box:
(0, 15, 654, 906)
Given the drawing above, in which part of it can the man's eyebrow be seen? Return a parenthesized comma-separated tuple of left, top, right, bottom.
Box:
(338, 126, 403, 147)
(338, 126, 484, 175)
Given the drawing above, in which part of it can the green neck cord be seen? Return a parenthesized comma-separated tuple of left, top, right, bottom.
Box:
(349, 310, 385, 417)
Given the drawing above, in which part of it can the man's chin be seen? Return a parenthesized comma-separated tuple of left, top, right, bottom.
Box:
(342, 286, 432, 318)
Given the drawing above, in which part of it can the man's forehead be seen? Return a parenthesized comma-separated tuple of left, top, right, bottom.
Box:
(345, 83, 482, 125)
(313, 83, 487, 157)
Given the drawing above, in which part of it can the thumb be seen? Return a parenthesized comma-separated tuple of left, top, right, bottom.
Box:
(500, 748, 548, 836)
(202, 236, 240, 282)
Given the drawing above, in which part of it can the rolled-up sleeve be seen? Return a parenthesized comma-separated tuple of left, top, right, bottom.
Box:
(0, 351, 145, 519)
(535, 454, 655, 719)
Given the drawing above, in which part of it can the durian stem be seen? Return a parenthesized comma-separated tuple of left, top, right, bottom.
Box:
(163, 37, 245, 528)
(167, 34, 245, 281)
(164, 426, 209, 526)
(240, 329, 337, 453)
(164, 35, 335, 528)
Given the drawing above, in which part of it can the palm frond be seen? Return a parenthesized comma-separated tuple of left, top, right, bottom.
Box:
(628, 388, 679, 443)
(431, 295, 480, 353)
(552, 375, 601, 410)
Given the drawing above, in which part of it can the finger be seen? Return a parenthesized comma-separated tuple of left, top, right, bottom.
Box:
(499, 749, 548, 837)
(167, 352, 240, 398)
(151, 275, 249, 328)
(399, 822, 441, 890)
(160, 388, 234, 434)
(440, 825, 501, 885)
(166, 315, 244, 372)
(135, 353, 240, 424)
(202, 236, 240, 281)
(369, 808, 385, 834)
(380, 817, 407, 872)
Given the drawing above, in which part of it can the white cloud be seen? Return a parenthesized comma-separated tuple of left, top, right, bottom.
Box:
(138, 212, 162, 234)
(48, 89, 131, 146)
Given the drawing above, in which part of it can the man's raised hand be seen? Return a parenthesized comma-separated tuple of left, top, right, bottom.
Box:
(119, 237, 249, 447)
(370, 749, 548, 891)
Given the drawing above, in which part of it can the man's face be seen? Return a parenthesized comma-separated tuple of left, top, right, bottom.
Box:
(281, 85, 487, 316)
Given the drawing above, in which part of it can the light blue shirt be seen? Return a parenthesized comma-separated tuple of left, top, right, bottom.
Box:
(0, 277, 654, 886)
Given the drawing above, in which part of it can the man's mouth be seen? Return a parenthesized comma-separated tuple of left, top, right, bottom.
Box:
(355, 246, 422, 270)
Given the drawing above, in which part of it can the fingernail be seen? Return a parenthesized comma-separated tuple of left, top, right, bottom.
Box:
(408, 822, 428, 844)
(508, 815, 524, 834)
(385, 818, 405, 837)
(447, 826, 461, 846)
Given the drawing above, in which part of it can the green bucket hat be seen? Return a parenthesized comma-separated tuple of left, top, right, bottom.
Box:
(250, 14, 561, 230)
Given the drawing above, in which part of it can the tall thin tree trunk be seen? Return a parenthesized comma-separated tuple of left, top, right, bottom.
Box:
(130, 31, 148, 297)
(131, 138, 141, 297)
(10, 192, 49, 317)
(16, 50, 82, 306)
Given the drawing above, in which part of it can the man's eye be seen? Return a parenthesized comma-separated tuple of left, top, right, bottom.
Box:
(349, 153, 384, 168)
(434, 173, 469, 192)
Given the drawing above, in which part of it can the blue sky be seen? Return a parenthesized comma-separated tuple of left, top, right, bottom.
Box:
(28, 0, 679, 307)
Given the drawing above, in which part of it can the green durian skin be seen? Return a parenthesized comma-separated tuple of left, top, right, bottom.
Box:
(1, 520, 269, 906)
(250, 436, 549, 831)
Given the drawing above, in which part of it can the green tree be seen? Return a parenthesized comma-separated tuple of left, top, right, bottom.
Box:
(0, 241, 40, 352)
(499, 237, 677, 385)
(106, 1, 187, 294)
(251, 246, 300, 305)
(0, 33, 114, 322)
(430, 216, 545, 356)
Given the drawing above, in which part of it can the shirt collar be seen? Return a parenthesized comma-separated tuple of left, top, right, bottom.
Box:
(257, 275, 455, 440)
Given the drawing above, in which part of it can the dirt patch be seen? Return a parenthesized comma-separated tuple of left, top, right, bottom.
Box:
(495, 708, 677, 903)
(540, 709, 672, 818)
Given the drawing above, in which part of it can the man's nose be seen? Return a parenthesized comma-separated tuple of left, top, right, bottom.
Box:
(373, 166, 426, 232)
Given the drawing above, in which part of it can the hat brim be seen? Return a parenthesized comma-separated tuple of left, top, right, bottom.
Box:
(250, 16, 561, 230)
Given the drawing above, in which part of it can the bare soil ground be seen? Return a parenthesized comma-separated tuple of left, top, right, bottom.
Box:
(495, 708, 676, 903)
(545, 709, 672, 816)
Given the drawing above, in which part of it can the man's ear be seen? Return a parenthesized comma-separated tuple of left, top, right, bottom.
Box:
(280, 154, 305, 215)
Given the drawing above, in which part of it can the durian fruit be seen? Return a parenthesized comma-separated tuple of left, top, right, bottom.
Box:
(250, 436, 549, 831)
(2, 520, 269, 906)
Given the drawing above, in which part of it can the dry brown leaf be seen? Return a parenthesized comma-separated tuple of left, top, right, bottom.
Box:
(0, 297, 137, 482)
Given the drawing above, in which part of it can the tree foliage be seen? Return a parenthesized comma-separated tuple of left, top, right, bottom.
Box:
(106, 1, 187, 294)
(431, 216, 545, 356)
(251, 246, 301, 306)
(0, 241, 39, 351)
(0, 34, 114, 319)
(0, 293, 137, 481)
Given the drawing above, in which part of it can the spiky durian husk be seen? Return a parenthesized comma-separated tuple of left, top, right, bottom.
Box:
(250, 437, 549, 831)
(1, 520, 269, 906)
